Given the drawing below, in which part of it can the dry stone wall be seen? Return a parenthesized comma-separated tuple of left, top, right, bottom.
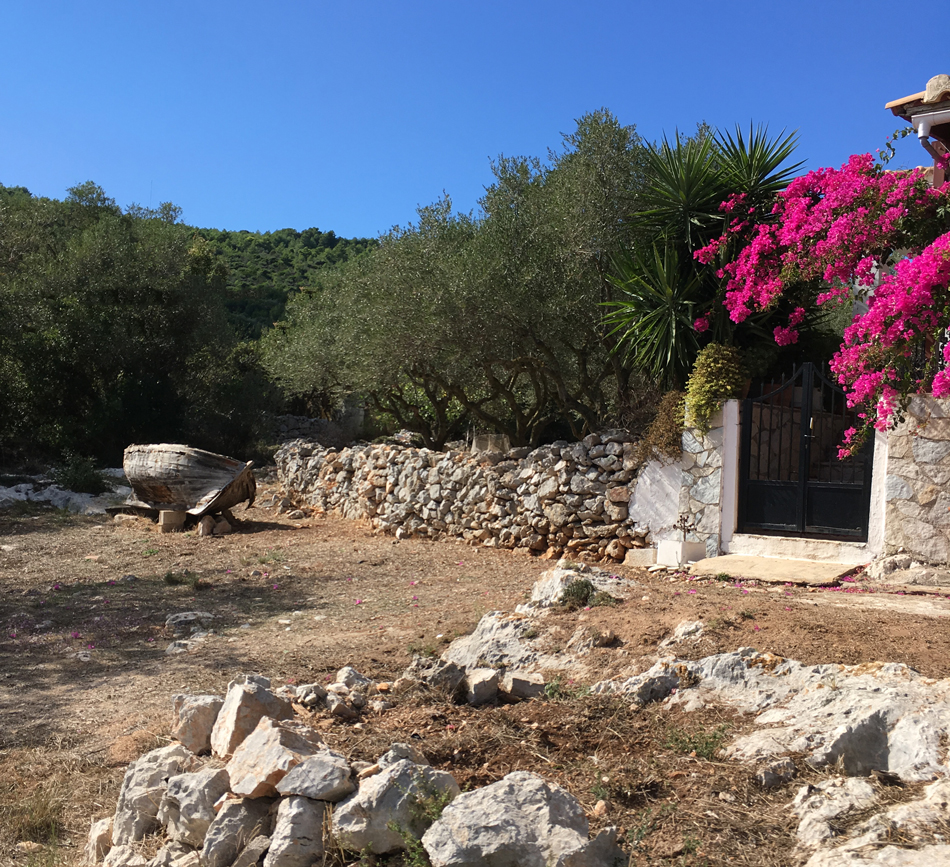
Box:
(275, 432, 652, 562)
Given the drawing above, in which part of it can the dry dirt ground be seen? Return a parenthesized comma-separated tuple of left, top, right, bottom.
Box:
(2, 479, 950, 867)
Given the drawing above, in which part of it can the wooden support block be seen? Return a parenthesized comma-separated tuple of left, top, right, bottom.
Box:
(158, 510, 187, 533)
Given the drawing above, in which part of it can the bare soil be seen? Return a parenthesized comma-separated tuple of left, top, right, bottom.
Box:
(2, 481, 949, 867)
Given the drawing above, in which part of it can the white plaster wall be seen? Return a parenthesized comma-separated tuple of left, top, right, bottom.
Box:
(719, 400, 740, 552)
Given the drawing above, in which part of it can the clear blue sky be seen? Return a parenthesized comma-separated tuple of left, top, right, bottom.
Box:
(1, 1, 940, 239)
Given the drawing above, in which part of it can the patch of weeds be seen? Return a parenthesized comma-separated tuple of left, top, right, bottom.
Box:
(715, 572, 732, 582)
(52, 453, 111, 495)
(408, 641, 438, 659)
(387, 776, 456, 866)
(560, 578, 595, 610)
(544, 674, 589, 701)
(163, 570, 209, 591)
(590, 591, 618, 607)
(738, 609, 755, 620)
(664, 724, 730, 760)
(0, 782, 65, 843)
(628, 803, 677, 850)
(523, 626, 540, 640)
(142, 547, 159, 557)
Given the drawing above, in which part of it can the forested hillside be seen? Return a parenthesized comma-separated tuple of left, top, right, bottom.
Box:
(198, 227, 376, 338)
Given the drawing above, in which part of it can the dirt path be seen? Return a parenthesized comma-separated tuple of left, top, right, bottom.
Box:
(2, 490, 949, 866)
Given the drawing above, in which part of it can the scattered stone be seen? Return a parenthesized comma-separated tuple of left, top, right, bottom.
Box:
(464, 668, 499, 705)
(103, 845, 148, 867)
(172, 695, 224, 755)
(276, 749, 355, 801)
(422, 771, 623, 867)
(231, 836, 271, 867)
(201, 797, 276, 867)
(213, 519, 232, 536)
(291, 683, 328, 709)
(336, 665, 372, 690)
(286, 510, 305, 520)
(227, 718, 326, 798)
(210, 676, 294, 759)
(112, 744, 195, 846)
(325, 693, 359, 720)
(165, 612, 215, 637)
(402, 657, 465, 698)
(500, 671, 546, 700)
(85, 816, 113, 865)
(332, 759, 460, 854)
(378, 742, 429, 769)
(659, 620, 705, 648)
(263, 796, 324, 867)
(197, 515, 216, 537)
(755, 758, 797, 790)
(158, 766, 231, 847)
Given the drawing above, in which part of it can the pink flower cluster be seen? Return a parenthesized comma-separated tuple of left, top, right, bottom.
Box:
(697, 151, 950, 445)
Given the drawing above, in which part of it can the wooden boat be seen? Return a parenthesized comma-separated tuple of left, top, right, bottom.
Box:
(122, 444, 256, 516)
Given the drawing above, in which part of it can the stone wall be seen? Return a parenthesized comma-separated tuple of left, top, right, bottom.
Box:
(679, 417, 726, 558)
(275, 433, 654, 563)
(884, 396, 950, 562)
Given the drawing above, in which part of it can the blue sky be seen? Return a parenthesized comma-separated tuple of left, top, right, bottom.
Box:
(1, 1, 941, 239)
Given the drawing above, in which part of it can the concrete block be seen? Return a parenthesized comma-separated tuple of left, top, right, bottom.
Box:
(159, 510, 187, 533)
(623, 547, 657, 567)
(657, 540, 706, 567)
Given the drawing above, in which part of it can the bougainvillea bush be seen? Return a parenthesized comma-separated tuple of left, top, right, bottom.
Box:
(696, 152, 950, 453)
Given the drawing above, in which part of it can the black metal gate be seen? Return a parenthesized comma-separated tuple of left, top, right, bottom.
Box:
(738, 363, 873, 541)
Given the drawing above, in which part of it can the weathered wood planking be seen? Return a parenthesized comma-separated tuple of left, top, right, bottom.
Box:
(123, 444, 256, 516)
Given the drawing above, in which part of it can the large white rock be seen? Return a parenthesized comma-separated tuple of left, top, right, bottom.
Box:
(275, 749, 355, 801)
(421, 771, 623, 867)
(804, 845, 950, 866)
(112, 744, 195, 845)
(593, 648, 950, 781)
(332, 759, 460, 854)
(157, 766, 231, 847)
(201, 798, 276, 867)
(227, 718, 326, 798)
(441, 613, 539, 672)
(171, 694, 224, 755)
(790, 777, 877, 847)
(263, 797, 325, 867)
(211, 677, 294, 759)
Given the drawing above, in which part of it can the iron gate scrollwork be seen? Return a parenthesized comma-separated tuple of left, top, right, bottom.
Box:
(738, 363, 873, 540)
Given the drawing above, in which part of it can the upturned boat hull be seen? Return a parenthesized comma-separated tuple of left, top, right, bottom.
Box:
(123, 444, 256, 516)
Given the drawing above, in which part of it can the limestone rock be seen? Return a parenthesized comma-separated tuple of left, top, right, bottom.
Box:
(659, 620, 704, 648)
(378, 742, 429, 769)
(85, 816, 113, 865)
(421, 771, 623, 867)
(171, 694, 224, 755)
(804, 845, 950, 866)
(227, 718, 325, 798)
(332, 759, 460, 855)
(790, 777, 876, 847)
(158, 766, 231, 847)
(231, 836, 271, 867)
(112, 744, 195, 846)
(275, 749, 355, 801)
(336, 665, 372, 690)
(402, 656, 466, 698)
(210, 677, 294, 759)
(145, 840, 194, 867)
(201, 798, 276, 867)
(103, 846, 147, 867)
(263, 796, 324, 867)
(441, 613, 538, 672)
(500, 671, 546, 700)
(165, 612, 214, 638)
(464, 668, 499, 705)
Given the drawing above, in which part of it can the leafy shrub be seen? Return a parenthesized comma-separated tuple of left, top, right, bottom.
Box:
(52, 454, 111, 495)
(637, 390, 685, 461)
(684, 344, 746, 434)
